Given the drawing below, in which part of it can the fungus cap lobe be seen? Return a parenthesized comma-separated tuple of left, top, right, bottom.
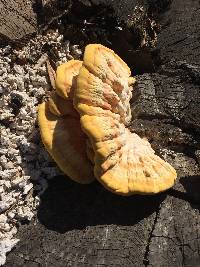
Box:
(38, 59, 94, 184)
(83, 44, 131, 78)
(81, 114, 176, 195)
(74, 44, 134, 125)
(55, 60, 82, 99)
(38, 102, 94, 184)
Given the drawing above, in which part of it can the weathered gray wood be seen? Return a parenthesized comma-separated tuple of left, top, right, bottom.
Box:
(5, 177, 160, 266)
(156, 0, 200, 66)
(130, 0, 200, 266)
(0, 0, 37, 42)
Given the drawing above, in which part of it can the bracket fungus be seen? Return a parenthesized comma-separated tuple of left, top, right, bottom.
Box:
(38, 60, 94, 184)
(74, 44, 177, 195)
(38, 44, 176, 195)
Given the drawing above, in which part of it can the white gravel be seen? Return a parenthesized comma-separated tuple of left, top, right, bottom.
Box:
(0, 30, 82, 266)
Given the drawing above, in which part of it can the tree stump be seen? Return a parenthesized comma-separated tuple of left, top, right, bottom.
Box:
(4, 0, 200, 266)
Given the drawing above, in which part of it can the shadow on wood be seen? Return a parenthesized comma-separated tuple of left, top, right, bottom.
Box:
(37, 175, 165, 233)
(180, 175, 200, 205)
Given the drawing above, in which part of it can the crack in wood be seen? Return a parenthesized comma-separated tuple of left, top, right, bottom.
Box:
(143, 206, 161, 266)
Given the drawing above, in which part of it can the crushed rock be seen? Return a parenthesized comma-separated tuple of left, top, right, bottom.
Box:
(0, 30, 82, 266)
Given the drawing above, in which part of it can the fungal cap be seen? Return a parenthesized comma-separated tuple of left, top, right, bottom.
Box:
(83, 44, 131, 76)
(38, 102, 94, 184)
(74, 44, 134, 125)
(55, 60, 83, 99)
(74, 44, 176, 195)
(80, 114, 177, 195)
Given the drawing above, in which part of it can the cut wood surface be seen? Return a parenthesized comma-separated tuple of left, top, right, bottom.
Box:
(4, 0, 200, 266)
(0, 0, 37, 42)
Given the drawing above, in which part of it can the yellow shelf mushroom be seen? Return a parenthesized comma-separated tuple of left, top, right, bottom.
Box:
(38, 60, 94, 184)
(74, 44, 177, 195)
(38, 44, 176, 194)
